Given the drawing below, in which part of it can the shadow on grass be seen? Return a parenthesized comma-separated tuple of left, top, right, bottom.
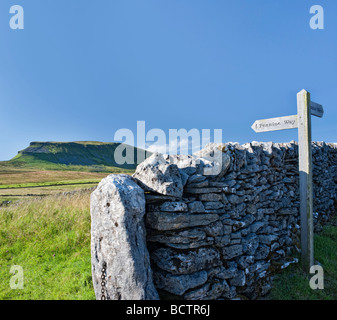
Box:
(270, 219, 337, 300)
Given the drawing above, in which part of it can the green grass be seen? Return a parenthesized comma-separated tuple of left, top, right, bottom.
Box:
(270, 218, 337, 300)
(0, 155, 134, 173)
(0, 162, 132, 202)
(0, 179, 101, 189)
(0, 192, 95, 300)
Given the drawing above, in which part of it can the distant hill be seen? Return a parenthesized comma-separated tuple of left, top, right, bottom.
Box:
(1, 141, 151, 172)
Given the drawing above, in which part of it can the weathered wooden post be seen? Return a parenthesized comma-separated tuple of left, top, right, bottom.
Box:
(251, 89, 324, 273)
(297, 89, 314, 272)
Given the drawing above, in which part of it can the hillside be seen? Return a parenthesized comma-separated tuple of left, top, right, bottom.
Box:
(1, 141, 151, 172)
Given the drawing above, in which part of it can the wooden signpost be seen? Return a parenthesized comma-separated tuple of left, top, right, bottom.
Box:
(251, 89, 324, 273)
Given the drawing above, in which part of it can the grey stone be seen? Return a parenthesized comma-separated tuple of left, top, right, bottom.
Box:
(203, 220, 224, 237)
(133, 153, 183, 198)
(229, 270, 246, 287)
(187, 174, 207, 184)
(237, 255, 254, 269)
(222, 245, 243, 260)
(194, 143, 231, 180)
(222, 217, 235, 225)
(164, 239, 214, 249)
(160, 201, 188, 212)
(214, 235, 231, 247)
(217, 265, 238, 280)
(146, 211, 219, 231)
(232, 221, 246, 232)
(250, 221, 266, 233)
(231, 231, 241, 239)
(227, 194, 242, 205)
(203, 201, 224, 210)
(222, 194, 229, 204)
(199, 193, 222, 202)
(249, 261, 270, 274)
(153, 271, 208, 296)
(147, 229, 206, 244)
(185, 187, 223, 194)
(242, 234, 259, 255)
(246, 204, 257, 214)
(223, 187, 237, 194)
(254, 244, 270, 260)
(222, 285, 237, 299)
(257, 208, 274, 215)
(242, 214, 256, 226)
(152, 247, 222, 275)
(187, 180, 209, 188)
(183, 283, 210, 300)
(240, 227, 250, 237)
(179, 170, 189, 187)
(223, 225, 232, 235)
(221, 179, 237, 188)
(91, 174, 159, 300)
(258, 234, 279, 245)
(145, 194, 179, 203)
(164, 154, 202, 176)
(270, 242, 280, 252)
(187, 201, 205, 213)
(277, 208, 298, 215)
(204, 280, 228, 300)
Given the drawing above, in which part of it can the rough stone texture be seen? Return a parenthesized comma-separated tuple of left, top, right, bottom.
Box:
(148, 201, 188, 212)
(163, 154, 203, 176)
(194, 143, 231, 179)
(147, 229, 207, 244)
(152, 247, 222, 275)
(90, 174, 159, 300)
(153, 270, 208, 296)
(145, 211, 219, 231)
(132, 153, 184, 198)
(145, 141, 337, 300)
(91, 141, 337, 300)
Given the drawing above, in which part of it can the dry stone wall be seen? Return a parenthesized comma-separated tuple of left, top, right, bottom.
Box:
(91, 141, 337, 300)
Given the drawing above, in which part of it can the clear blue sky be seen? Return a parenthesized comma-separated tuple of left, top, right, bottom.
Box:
(0, 0, 336, 160)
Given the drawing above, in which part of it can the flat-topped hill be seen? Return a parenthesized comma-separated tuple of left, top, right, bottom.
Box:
(2, 141, 151, 172)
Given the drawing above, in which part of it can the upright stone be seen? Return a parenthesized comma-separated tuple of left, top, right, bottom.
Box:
(91, 174, 159, 300)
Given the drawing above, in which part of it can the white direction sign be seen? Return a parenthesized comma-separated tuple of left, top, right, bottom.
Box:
(310, 101, 324, 118)
(251, 115, 298, 133)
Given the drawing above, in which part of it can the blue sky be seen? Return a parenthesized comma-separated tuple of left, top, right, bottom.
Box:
(0, 0, 336, 160)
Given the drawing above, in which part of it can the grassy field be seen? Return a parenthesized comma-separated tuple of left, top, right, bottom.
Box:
(0, 156, 132, 173)
(0, 165, 133, 203)
(0, 192, 95, 299)
(0, 168, 109, 186)
(0, 150, 136, 299)
(0, 152, 136, 299)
